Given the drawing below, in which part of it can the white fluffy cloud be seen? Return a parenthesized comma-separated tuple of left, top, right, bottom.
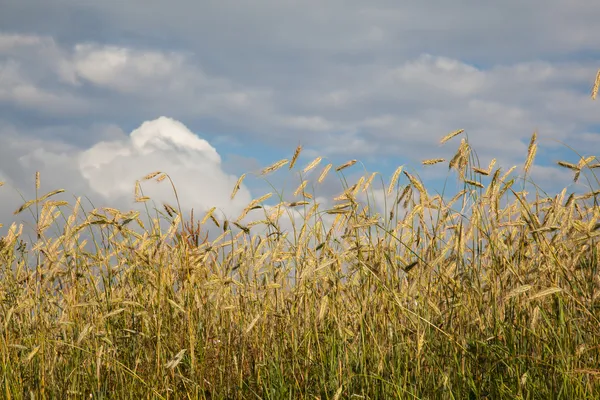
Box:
(79, 116, 252, 218)
(0, 117, 253, 236)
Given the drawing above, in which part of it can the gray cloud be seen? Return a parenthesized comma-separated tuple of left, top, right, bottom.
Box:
(4, 1, 600, 67)
(2, 32, 597, 159)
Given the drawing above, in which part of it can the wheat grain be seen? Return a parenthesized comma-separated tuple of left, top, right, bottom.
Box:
(287, 200, 310, 207)
(254, 192, 274, 205)
(289, 145, 302, 169)
(500, 166, 517, 183)
(464, 179, 484, 189)
(201, 207, 217, 225)
(142, 171, 162, 181)
(387, 166, 404, 196)
(352, 177, 365, 197)
(578, 189, 600, 200)
(422, 158, 445, 166)
(134, 180, 141, 199)
(326, 208, 352, 215)
(163, 203, 178, 217)
(363, 172, 377, 193)
(294, 180, 308, 196)
(448, 139, 466, 171)
(458, 156, 469, 179)
(398, 185, 412, 205)
(524, 133, 537, 175)
(333, 202, 353, 210)
(403, 171, 426, 197)
(557, 161, 578, 171)
(440, 129, 464, 144)
(103, 207, 121, 218)
(333, 191, 351, 201)
(303, 157, 323, 174)
(231, 173, 246, 200)
(487, 158, 497, 174)
(261, 159, 289, 175)
(318, 163, 333, 183)
(335, 159, 357, 172)
(578, 155, 596, 169)
(592, 69, 600, 100)
(472, 167, 489, 176)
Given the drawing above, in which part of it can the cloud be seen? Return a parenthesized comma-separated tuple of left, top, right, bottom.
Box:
(72, 44, 193, 94)
(0, 33, 275, 123)
(79, 116, 252, 217)
(2, 32, 597, 168)
(4, 0, 600, 67)
(0, 33, 86, 113)
(0, 117, 253, 237)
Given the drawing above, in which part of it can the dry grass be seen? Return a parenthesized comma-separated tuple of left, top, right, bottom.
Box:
(1, 132, 600, 399)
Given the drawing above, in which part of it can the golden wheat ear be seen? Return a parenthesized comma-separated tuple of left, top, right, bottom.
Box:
(592, 69, 600, 100)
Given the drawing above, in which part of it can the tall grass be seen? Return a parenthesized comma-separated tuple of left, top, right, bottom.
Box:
(2, 122, 600, 398)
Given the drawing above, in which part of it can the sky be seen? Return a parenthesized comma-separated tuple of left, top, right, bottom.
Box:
(1, 1, 599, 237)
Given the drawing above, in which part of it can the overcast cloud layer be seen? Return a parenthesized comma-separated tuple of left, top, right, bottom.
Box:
(1, 1, 599, 233)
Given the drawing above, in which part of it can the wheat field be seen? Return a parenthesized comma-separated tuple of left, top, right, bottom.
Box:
(1, 75, 600, 399)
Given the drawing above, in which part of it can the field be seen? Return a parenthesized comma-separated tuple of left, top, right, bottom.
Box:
(1, 77, 600, 398)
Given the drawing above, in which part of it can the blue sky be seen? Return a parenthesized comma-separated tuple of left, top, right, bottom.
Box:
(1, 1, 599, 233)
